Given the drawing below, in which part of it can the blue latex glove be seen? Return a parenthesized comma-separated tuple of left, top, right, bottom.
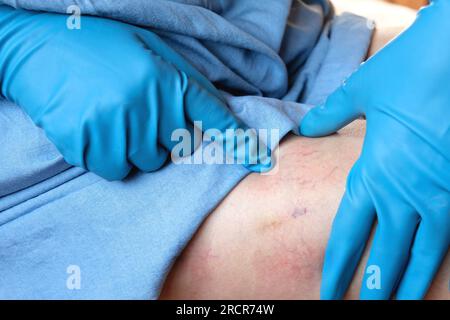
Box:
(300, 0, 450, 299)
(0, 6, 267, 180)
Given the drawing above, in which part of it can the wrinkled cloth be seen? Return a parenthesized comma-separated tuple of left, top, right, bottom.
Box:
(0, 0, 372, 299)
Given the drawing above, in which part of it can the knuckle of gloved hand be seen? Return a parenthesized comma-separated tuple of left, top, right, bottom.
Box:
(133, 52, 163, 82)
(93, 161, 130, 181)
(129, 49, 172, 86)
(426, 206, 450, 227)
(96, 83, 143, 118)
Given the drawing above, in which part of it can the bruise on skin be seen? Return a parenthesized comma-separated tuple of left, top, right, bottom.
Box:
(257, 216, 285, 233)
(257, 203, 309, 234)
(291, 207, 308, 218)
(251, 203, 322, 296)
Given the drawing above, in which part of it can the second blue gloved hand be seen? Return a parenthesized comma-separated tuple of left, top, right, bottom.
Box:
(0, 6, 268, 180)
(300, 0, 450, 299)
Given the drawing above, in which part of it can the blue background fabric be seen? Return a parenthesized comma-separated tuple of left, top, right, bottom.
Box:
(0, 0, 372, 299)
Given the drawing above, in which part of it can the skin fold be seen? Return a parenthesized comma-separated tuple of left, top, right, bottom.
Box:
(160, 0, 449, 300)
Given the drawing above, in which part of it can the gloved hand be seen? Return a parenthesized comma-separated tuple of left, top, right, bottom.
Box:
(0, 6, 268, 180)
(300, 0, 450, 299)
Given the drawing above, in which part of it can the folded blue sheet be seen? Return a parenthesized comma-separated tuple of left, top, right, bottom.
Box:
(0, 0, 372, 299)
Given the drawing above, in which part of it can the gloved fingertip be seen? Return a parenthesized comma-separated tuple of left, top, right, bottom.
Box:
(298, 106, 331, 137)
(88, 162, 133, 181)
(298, 111, 316, 137)
(99, 169, 130, 181)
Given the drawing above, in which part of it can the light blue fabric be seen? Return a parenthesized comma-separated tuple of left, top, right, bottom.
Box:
(0, 0, 372, 299)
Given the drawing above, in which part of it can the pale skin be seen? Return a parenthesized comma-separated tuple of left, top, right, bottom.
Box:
(160, 0, 450, 300)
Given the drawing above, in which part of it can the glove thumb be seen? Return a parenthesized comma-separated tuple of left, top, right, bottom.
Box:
(299, 86, 361, 137)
